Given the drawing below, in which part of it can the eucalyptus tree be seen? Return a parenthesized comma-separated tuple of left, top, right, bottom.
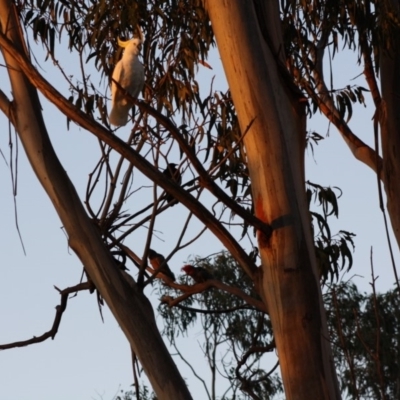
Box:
(0, 1, 399, 400)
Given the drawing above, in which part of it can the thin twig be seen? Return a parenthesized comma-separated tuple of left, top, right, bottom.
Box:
(175, 303, 257, 315)
(0, 30, 258, 278)
(0, 281, 93, 350)
(370, 249, 387, 400)
(332, 288, 359, 399)
(172, 341, 212, 400)
(373, 109, 400, 292)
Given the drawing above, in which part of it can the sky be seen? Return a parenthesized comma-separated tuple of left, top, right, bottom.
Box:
(0, 13, 399, 400)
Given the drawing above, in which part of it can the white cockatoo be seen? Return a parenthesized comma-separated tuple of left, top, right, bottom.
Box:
(109, 36, 144, 126)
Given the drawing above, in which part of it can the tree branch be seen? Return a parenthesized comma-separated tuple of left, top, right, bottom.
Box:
(308, 29, 382, 176)
(0, 88, 13, 122)
(175, 303, 257, 314)
(0, 281, 92, 350)
(113, 78, 272, 239)
(161, 279, 267, 313)
(0, 30, 258, 279)
(172, 341, 212, 400)
(119, 244, 176, 286)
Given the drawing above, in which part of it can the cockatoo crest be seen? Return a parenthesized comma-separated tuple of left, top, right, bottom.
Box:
(109, 35, 144, 126)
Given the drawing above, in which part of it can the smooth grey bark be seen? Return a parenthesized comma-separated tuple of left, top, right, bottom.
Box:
(205, 1, 341, 399)
(0, 2, 192, 399)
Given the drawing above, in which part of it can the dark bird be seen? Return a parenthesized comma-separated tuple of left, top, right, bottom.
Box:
(111, 250, 128, 270)
(148, 248, 176, 281)
(162, 163, 182, 205)
(181, 264, 214, 283)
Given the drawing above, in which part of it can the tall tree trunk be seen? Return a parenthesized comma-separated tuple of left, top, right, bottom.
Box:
(0, 2, 191, 399)
(205, 1, 341, 399)
(380, 0, 400, 252)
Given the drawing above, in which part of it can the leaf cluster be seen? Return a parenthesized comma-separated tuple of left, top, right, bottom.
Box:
(115, 385, 157, 400)
(17, 0, 215, 118)
(307, 181, 355, 283)
(280, 0, 386, 120)
(326, 282, 400, 399)
(158, 252, 281, 399)
(16, 0, 259, 251)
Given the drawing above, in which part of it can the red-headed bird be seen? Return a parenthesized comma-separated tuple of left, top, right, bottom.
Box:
(181, 264, 214, 283)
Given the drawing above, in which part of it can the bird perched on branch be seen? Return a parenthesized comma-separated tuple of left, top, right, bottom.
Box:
(110, 250, 128, 270)
(162, 163, 182, 205)
(148, 249, 176, 281)
(109, 33, 144, 126)
(181, 264, 214, 283)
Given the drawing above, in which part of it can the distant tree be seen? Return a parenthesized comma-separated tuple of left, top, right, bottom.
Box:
(326, 281, 400, 399)
(160, 252, 281, 400)
(159, 255, 398, 400)
(1, 1, 399, 399)
(115, 386, 157, 400)
(158, 184, 354, 399)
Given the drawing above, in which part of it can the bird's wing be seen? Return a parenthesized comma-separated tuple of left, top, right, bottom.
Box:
(120, 57, 144, 99)
(112, 61, 129, 107)
(109, 60, 131, 126)
(149, 258, 158, 270)
(111, 61, 122, 95)
(174, 168, 182, 185)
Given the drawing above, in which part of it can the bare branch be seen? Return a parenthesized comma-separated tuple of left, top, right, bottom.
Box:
(0, 281, 93, 350)
(307, 30, 382, 176)
(113, 77, 272, 240)
(331, 288, 359, 399)
(172, 342, 212, 400)
(0, 30, 258, 280)
(175, 303, 257, 314)
(0, 88, 13, 122)
(161, 279, 267, 313)
(369, 249, 387, 400)
(118, 244, 176, 285)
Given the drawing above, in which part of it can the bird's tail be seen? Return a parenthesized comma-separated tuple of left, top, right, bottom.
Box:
(109, 104, 131, 126)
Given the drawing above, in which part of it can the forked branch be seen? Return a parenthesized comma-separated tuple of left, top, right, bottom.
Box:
(0, 30, 258, 279)
(0, 282, 93, 350)
(308, 29, 382, 176)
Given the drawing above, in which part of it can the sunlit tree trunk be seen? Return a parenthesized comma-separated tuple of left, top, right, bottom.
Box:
(205, 1, 341, 398)
(380, 2, 400, 253)
(0, 1, 192, 399)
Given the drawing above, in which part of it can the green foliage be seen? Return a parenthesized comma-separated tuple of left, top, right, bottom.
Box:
(306, 130, 324, 156)
(159, 252, 268, 341)
(114, 385, 157, 400)
(281, 0, 377, 120)
(16, 0, 258, 254)
(156, 251, 400, 400)
(325, 282, 400, 399)
(158, 255, 397, 399)
(158, 252, 282, 399)
(307, 181, 355, 283)
(18, 0, 215, 118)
(13, 2, 395, 399)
